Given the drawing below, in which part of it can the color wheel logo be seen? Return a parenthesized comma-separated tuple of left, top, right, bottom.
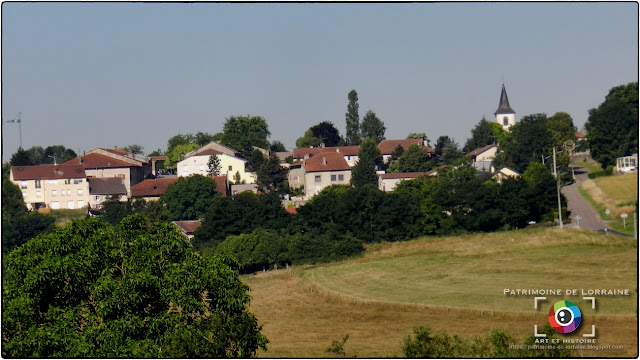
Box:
(548, 300, 581, 333)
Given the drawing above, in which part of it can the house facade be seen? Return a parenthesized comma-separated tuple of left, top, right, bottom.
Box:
(302, 151, 352, 198)
(88, 177, 128, 210)
(378, 139, 434, 164)
(293, 146, 360, 167)
(10, 164, 89, 210)
(616, 154, 638, 173)
(177, 148, 256, 184)
(131, 176, 228, 201)
(378, 172, 431, 192)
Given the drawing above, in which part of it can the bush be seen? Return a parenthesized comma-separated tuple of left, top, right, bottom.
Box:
(588, 165, 614, 179)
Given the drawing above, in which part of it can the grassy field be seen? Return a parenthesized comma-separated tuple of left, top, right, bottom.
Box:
(48, 208, 88, 227)
(571, 158, 603, 173)
(578, 173, 638, 235)
(244, 228, 637, 358)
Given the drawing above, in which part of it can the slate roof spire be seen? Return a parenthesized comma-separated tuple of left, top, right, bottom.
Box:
(494, 84, 515, 115)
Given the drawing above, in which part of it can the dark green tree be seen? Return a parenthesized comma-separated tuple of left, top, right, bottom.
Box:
(585, 82, 638, 167)
(161, 175, 219, 221)
(295, 129, 322, 148)
(310, 121, 342, 147)
(142, 199, 170, 222)
(350, 138, 381, 187)
(397, 144, 433, 173)
(220, 115, 271, 157)
(10, 147, 34, 166)
(269, 140, 287, 153)
(2, 215, 268, 358)
(167, 133, 196, 154)
(120, 144, 144, 155)
(247, 149, 266, 172)
(360, 110, 386, 144)
(345, 90, 361, 145)
(463, 117, 504, 153)
(207, 154, 222, 176)
(100, 196, 147, 226)
(194, 131, 217, 147)
(257, 153, 288, 193)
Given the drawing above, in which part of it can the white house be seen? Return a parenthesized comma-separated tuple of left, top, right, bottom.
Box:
(616, 154, 638, 173)
(177, 148, 256, 184)
(302, 151, 352, 199)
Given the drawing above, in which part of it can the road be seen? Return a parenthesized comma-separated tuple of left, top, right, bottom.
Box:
(561, 167, 607, 231)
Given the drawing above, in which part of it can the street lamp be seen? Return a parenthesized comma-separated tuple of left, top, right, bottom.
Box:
(5, 112, 22, 148)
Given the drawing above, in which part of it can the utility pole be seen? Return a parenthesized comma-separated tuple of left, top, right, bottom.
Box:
(554, 147, 563, 229)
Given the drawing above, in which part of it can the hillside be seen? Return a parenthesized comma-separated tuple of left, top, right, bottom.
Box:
(244, 227, 637, 358)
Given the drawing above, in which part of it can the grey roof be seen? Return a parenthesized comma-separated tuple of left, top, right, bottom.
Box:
(494, 84, 515, 115)
(88, 177, 127, 195)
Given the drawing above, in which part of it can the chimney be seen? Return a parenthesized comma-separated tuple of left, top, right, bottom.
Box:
(79, 157, 83, 164)
(321, 142, 325, 148)
(322, 156, 327, 166)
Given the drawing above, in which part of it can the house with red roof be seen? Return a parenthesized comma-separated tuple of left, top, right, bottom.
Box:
(131, 176, 228, 201)
(378, 139, 435, 164)
(171, 220, 201, 240)
(88, 177, 128, 210)
(177, 143, 256, 184)
(302, 151, 352, 198)
(293, 145, 361, 167)
(63, 148, 152, 197)
(10, 164, 89, 211)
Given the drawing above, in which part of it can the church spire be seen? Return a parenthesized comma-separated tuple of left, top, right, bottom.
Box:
(494, 84, 515, 115)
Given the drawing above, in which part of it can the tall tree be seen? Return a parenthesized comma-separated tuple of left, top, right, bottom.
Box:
(397, 144, 433, 173)
(164, 143, 199, 170)
(345, 90, 361, 145)
(350, 138, 381, 187)
(463, 117, 504, 152)
(256, 153, 288, 193)
(269, 140, 287, 153)
(167, 133, 196, 154)
(406, 133, 431, 147)
(2, 215, 268, 358)
(296, 129, 322, 148)
(585, 82, 638, 167)
(360, 110, 386, 144)
(207, 154, 222, 176)
(434, 136, 464, 165)
(247, 149, 266, 172)
(220, 115, 271, 158)
(10, 147, 34, 166)
(310, 121, 342, 147)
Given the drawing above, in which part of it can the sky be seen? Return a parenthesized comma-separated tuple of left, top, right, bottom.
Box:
(1, 2, 638, 161)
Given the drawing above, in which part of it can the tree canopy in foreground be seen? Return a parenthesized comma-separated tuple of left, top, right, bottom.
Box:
(2, 215, 267, 358)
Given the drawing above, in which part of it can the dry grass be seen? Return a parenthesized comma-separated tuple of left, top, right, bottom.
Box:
(594, 173, 638, 205)
(245, 270, 637, 358)
(243, 228, 638, 358)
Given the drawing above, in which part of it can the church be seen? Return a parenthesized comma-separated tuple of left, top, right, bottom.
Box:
(495, 84, 516, 131)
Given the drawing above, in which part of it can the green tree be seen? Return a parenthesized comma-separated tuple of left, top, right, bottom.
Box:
(269, 140, 287, 153)
(167, 133, 196, 154)
(397, 144, 432, 172)
(194, 131, 217, 147)
(311, 121, 342, 147)
(161, 175, 219, 221)
(220, 115, 271, 158)
(360, 110, 386, 144)
(350, 139, 381, 187)
(142, 200, 170, 222)
(295, 129, 322, 148)
(407, 132, 431, 146)
(434, 136, 464, 165)
(463, 116, 504, 152)
(247, 149, 266, 172)
(120, 144, 144, 155)
(207, 154, 222, 176)
(10, 147, 34, 166)
(585, 82, 638, 167)
(345, 90, 361, 145)
(257, 153, 288, 193)
(2, 215, 268, 358)
(100, 196, 147, 226)
(164, 143, 199, 170)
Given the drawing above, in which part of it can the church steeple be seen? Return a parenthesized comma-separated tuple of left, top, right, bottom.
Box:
(494, 84, 516, 131)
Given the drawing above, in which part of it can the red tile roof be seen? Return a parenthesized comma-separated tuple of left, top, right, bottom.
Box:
(379, 172, 429, 179)
(304, 151, 351, 172)
(378, 139, 435, 154)
(63, 153, 141, 168)
(150, 156, 168, 161)
(106, 148, 131, 156)
(172, 220, 201, 234)
(192, 148, 224, 157)
(293, 146, 360, 159)
(11, 164, 86, 180)
(130, 176, 227, 198)
(575, 132, 585, 139)
(131, 178, 178, 197)
(285, 207, 298, 214)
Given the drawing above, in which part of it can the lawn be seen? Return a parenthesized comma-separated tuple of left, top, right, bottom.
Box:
(578, 173, 637, 235)
(244, 228, 637, 358)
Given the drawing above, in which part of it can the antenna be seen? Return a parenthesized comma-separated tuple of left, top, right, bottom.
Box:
(5, 112, 22, 148)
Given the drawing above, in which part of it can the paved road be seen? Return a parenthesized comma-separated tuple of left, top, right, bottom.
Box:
(561, 168, 607, 231)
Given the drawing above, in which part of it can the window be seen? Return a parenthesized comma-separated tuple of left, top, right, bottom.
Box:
(95, 195, 100, 200)
(36, 191, 42, 198)
(67, 201, 74, 209)
(67, 189, 71, 196)
(331, 175, 337, 182)
(183, 166, 189, 173)
(77, 200, 84, 208)
(315, 175, 321, 183)
(228, 165, 233, 171)
(22, 192, 27, 198)
(77, 189, 83, 196)
(50, 201, 60, 209)
(61, 190, 65, 196)
(52, 190, 58, 197)
(20, 181, 27, 189)
(65, 179, 70, 185)
(503, 116, 508, 126)
(199, 164, 205, 171)
(35, 180, 42, 189)
(74, 179, 82, 184)
(338, 174, 344, 181)
(48, 179, 57, 184)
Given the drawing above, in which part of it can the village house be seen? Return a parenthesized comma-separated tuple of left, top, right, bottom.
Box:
(177, 143, 256, 184)
(171, 220, 202, 240)
(131, 176, 228, 201)
(293, 145, 361, 167)
(377, 170, 439, 192)
(88, 177, 128, 210)
(10, 163, 89, 211)
(616, 154, 638, 173)
(62, 148, 152, 197)
(492, 167, 521, 183)
(378, 139, 435, 164)
(302, 151, 352, 198)
(468, 144, 498, 173)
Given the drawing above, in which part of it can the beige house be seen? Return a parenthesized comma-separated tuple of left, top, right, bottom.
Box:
(303, 151, 351, 199)
(492, 167, 521, 183)
(88, 177, 128, 210)
(468, 144, 498, 162)
(293, 146, 360, 167)
(63, 148, 152, 197)
(177, 148, 256, 184)
(378, 139, 435, 164)
(11, 164, 89, 210)
(378, 172, 432, 192)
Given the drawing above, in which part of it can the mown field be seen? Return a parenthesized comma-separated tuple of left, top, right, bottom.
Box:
(244, 228, 637, 358)
(579, 172, 638, 234)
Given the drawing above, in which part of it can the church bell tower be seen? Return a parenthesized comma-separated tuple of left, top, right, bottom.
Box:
(495, 84, 516, 131)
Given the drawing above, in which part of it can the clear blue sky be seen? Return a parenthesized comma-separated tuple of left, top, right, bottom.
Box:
(2, 2, 638, 161)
